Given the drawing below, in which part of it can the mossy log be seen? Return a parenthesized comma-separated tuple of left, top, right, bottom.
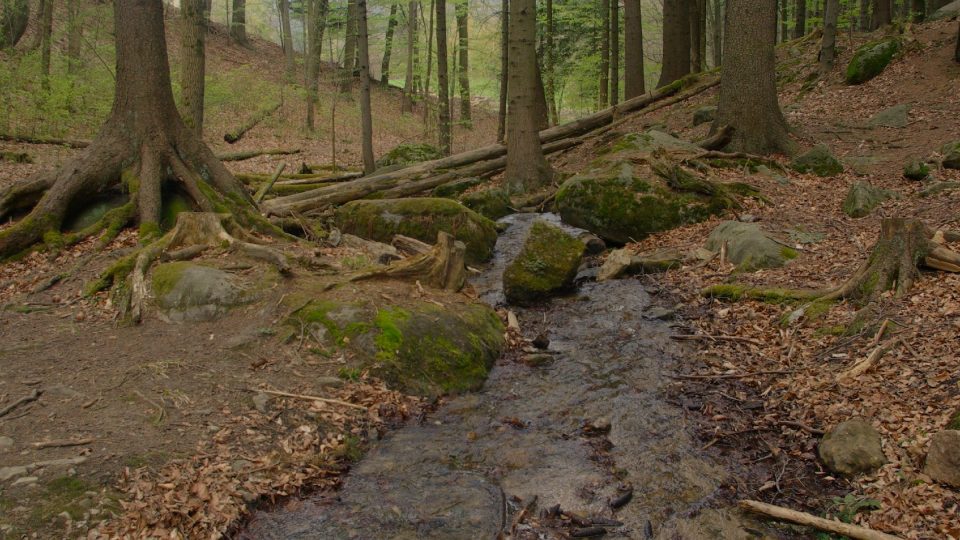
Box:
(217, 148, 301, 162)
(0, 133, 90, 148)
(223, 102, 281, 144)
(704, 218, 960, 304)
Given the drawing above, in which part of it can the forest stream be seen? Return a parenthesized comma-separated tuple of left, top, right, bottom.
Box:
(238, 214, 756, 539)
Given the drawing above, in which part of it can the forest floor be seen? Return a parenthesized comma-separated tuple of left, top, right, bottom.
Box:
(1, 7, 959, 540)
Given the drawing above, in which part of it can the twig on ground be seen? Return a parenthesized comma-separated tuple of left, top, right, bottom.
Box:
(32, 437, 95, 449)
(0, 388, 42, 418)
(253, 388, 368, 411)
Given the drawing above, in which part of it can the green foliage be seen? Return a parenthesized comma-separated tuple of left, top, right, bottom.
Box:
(337, 367, 362, 381)
(826, 493, 881, 524)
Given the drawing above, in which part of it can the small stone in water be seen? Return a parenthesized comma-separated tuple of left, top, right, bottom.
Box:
(532, 333, 550, 349)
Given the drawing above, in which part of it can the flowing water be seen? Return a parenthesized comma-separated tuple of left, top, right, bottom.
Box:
(241, 214, 757, 539)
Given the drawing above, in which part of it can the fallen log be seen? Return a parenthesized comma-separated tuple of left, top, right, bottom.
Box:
(224, 102, 281, 144)
(217, 148, 301, 161)
(263, 79, 694, 216)
(739, 500, 901, 540)
(254, 163, 286, 204)
(0, 133, 90, 148)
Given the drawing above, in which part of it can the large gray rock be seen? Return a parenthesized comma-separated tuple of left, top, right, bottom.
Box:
(818, 418, 886, 476)
(151, 262, 247, 322)
(459, 188, 512, 221)
(931, 0, 960, 20)
(692, 106, 717, 127)
(841, 182, 895, 218)
(791, 145, 844, 177)
(941, 141, 960, 170)
(924, 430, 960, 487)
(867, 104, 911, 128)
(705, 221, 796, 272)
(503, 221, 585, 305)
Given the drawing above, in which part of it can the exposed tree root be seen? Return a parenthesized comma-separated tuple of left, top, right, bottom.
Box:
(344, 232, 467, 292)
(704, 219, 960, 305)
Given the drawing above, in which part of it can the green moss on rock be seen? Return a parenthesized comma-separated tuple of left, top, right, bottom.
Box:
(705, 221, 796, 272)
(842, 182, 895, 218)
(459, 188, 512, 220)
(941, 141, 960, 170)
(791, 145, 844, 177)
(333, 198, 498, 264)
(845, 38, 900, 85)
(151, 262, 247, 321)
(503, 221, 585, 305)
(432, 177, 485, 198)
(375, 143, 444, 169)
(903, 159, 930, 180)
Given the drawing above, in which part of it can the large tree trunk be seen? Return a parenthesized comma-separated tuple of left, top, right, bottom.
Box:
(497, 0, 508, 143)
(505, 0, 552, 193)
(279, 0, 295, 77)
(0, 0, 29, 49)
(794, 0, 807, 38)
(382, 1, 398, 85)
(872, 0, 891, 28)
(231, 0, 247, 44)
(820, 0, 839, 73)
(358, 0, 375, 173)
(39, 0, 52, 90)
(599, 0, 609, 108)
(691, 0, 702, 73)
(402, 1, 418, 113)
(623, 0, 645, 99)
(711, 0, 722, 67)
(180, 0, 206, 136)
(610, 0, 620, 105)
(657, 0, 691, 88)
(436, 0, 452, 154)
(305, 0, 328, 131)
(712, 0, 791, 154)
(0, 0, 251, 259)
(455, 0, 471, 123)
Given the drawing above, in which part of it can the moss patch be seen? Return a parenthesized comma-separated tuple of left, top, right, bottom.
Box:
(791, 145, 844, 177)
(459, 188, 512, 220)
(845, 38, 900, 85)
(702, 283, 816, 303)
(27, 476, 98, 529)
(375, 143, 443, 169)
(503, 221, 585, 305)
(947, 409, 960, 430)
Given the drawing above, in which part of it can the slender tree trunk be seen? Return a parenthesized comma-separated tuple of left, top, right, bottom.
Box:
(39, 0, 53, 90)
(505, 0, 551, 193)
(436, 0, 451, 154)
(423, 0, 434, 111)
(306, 0, 328, 130)
(382, 2, 398, 85)
(357, 0, 375, 173)
(794, 0, 806, 38)
(341, 0, 358, 92)
(610, 0, 619, 105)
(0, 0, 29, 49)
(690, 0, 702, 72)
(873, 0, 891, 28)
(712, 0, 722, 67)
(713, 0, 790, 154)
(623, 0, 645, 99)
(820, 0, 839, 72)
(497, 0, 508, 143)
(455, 0, 470, 123)
(67, 1, 83, 75)
(180, 0, 206, 136)
(912, 0, 925, 21)
(780, 0, 789, 43)
(599, 0, 609, 107)
(533, 57, 549, 129)
(402, 1, 418, 112)
(657, 0, 690, 88)
(545, 0, 558, 125)
(699, 0, 707, 65)
(860, 0, 870, 29)
(231, 0, 247, 44)
(279, 0, 295, 77)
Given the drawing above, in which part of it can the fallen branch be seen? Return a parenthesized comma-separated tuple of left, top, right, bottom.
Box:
(254, 163, 286, 204)
(0, 388, 41, 418)
(32, 437, 95, 449)
(739, 500, 902, 540)
(217, 148, 301, 162)
(0, 133, 90, 148)
(224, 102, 281, 144)
(254, 388, 368, 411)
(838, 342, 892, 381)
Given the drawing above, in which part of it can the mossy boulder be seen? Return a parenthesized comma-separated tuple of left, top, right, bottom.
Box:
(151, 262, 247, 322)
(903, 159, 930, 180)
(842, 182, 895, 218)
(289, 299, 504, 397)
(63, 192, 129, 232)
(555, 159, 732, 245)
(459, 188, 512, 221)
(818, 418, 886, 476)
(333, 198, 498, 264)
(692, 106, 717, 127)
(791, 144, 844, 177)
(432, 177, 484, 198)
(705, 221, 796, 272)
(503, 221, 585, 305)
(940, 141, 960, 170)
(375, 143, 444, 169)
(845, 38, 900, 85)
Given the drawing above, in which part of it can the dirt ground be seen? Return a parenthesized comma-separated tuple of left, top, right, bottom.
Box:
(2, 10, 960, 540)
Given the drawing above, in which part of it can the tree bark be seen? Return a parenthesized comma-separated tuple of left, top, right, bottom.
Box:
(956, 19, 960, 63)
(623, 0, 645, 99)
(505, 0, 552, 193)
(794, 0, 806, 38)
(231, 0, 247, 44)
(859, 0, 870, 30)
(713, 0, 791, 154)
(180, 0, 206, 136)
(780, 0, 789, 43)
(497, 0, 508, 143)
(545, 0, 558, 124)
(382, 1, 398, 85)
(0, 0, 29, 49)
(279, 0, 295, 77)
(691, 0, 702, 73)
(39, 0, 53, 90)
(658, 0, 691, 88)
(436, 0, 452, 154)
(711, 0, 722, 67)
(912, 0, 925, 22)
(341, 0, 358, 91)
(610, 0, 620, 105)
(820, 0, 839, 73)
(423, 0, 434, 115)
(599, 0, 610, 107)
(67, 1, 82, 75)
(357, 0, 375, 174)
(305, 0, 328, 131)
(402, 1, 418, 112)
(872, 0, 892, 28)
(455, 0, 471, 123)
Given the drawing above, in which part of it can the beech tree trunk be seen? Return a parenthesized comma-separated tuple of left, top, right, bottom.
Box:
(497, 0, 508, 143)
(610, 0, 619, 105)
(599, 0, 609, 107)
(0, 0, 29, 48)
(382, 1, 398, 85)
(0, 0, 250, 258)
(455, 0, 471, 123)
(402, 1, 418, 112)
(794, 0, 806, 38)
(657, 0, 690, 88)
(436, 0, 452, 154)
(279, 0, 295, 76)
(820, 0, 839, 73)
(623, 0, 645, 99)
(713, 0, 791, 154)
(231, 0, 247, 44)
(39, 0, 52, 90)
(305, 0, 328, 130)
(505, 0, 552, 193)
(358, 0, 375, 173)
(180, 0, 206, 136)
